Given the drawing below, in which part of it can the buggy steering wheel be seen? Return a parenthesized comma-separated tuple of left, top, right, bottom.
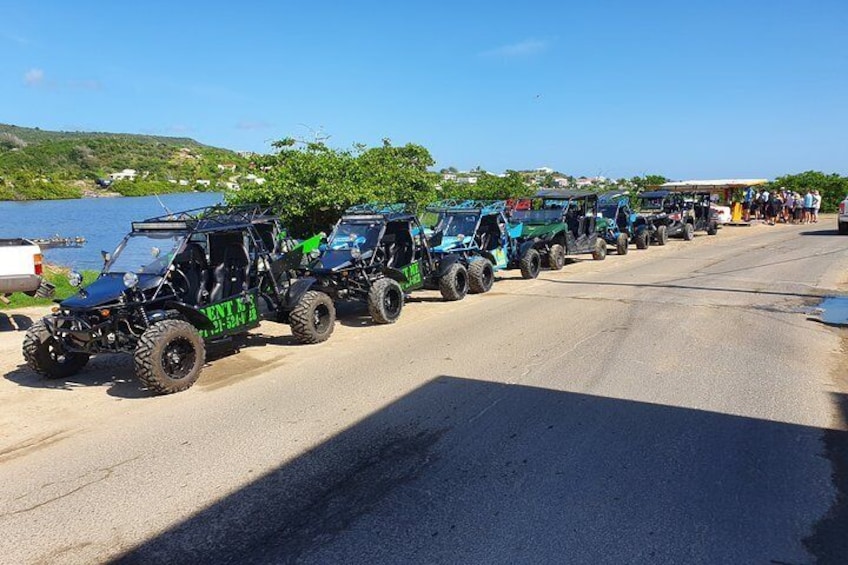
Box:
(170, 268, 191, 298)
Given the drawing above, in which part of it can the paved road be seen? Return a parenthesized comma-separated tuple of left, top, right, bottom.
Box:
(1, 222, 846, 564)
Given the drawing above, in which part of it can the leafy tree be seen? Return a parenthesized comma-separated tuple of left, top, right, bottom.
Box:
(630, 174, 668, 192)
(229, 138, 438, 236)
(440, 170, 532, 200)
(770, 171, 848, 212)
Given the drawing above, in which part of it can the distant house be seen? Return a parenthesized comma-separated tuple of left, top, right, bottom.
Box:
(178, 179, 189, 186)
(221, 181, 240, 191)
(109, 169, 137, 181)
(217, 163, 237, 173)
(196, 179, 211, 187)
(456, 176, 478, 185)
(442, 173, 457, 181)
(242, 174, 266, 185)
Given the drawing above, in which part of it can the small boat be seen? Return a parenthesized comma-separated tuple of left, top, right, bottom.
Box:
(28, 235, 87, 249)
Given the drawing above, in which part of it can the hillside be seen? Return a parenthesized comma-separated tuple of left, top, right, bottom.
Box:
(0, 124, 250, 200)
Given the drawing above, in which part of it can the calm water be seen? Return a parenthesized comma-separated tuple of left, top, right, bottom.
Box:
(0, 192, 223, 270)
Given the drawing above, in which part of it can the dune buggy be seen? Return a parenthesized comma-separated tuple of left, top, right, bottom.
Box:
(508, 190, 607, 277)
(636, 190, 718, 244)
(597, 191, 654, 254)
(421, 200, 533, 286)
(23, 205, 321, 394)
(281, 203, 470, 345)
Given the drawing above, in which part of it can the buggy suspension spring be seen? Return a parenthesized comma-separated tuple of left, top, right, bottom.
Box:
(139, 307, 150, 328)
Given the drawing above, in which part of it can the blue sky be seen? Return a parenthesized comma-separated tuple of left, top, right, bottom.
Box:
(2, 0, 846, 179)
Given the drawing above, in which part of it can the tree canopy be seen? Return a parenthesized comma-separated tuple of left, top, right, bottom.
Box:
(769, 171, 848, 213)
(228, 138, 439, 236)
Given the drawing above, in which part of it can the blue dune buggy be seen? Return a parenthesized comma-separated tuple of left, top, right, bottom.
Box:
(421, 200, 534, 291)
(597, 191, 655, 254)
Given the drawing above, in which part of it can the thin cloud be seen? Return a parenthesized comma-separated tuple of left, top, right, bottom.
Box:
(68, 79, 103, 91)
(23, 68, 44, 87)
(2, 33, 32, 46)
(481, 39, 548, 58)
(236, 120, 273, 131)
(23, 69, 103, 90)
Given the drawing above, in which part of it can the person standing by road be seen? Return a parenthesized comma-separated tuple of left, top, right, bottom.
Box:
(811, 190, 822, 223)
(803, 190, 814, 223)
(793, 192, 804, 224)
(742, 186, 755, 222)
(784, 191, 795, 223)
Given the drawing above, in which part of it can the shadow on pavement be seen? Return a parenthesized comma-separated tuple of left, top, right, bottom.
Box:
(799, 229, 840, 237)
(3, 355, 152, 399)
(546, 278, 825, 300)
(113, 377, 846, 564)
(0, 312, 33, 332)
(3, 332, 298, 399)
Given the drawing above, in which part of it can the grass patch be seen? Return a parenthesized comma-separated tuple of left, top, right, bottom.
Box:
(0, 265, 99, 310)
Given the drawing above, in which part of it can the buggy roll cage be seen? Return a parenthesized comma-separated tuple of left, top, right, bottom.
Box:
(344, 203, 415, 216)
(425, 200, 507, 215)
(131, 204, 281, 233)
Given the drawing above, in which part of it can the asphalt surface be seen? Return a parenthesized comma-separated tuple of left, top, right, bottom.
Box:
(1, 221, 847, 564)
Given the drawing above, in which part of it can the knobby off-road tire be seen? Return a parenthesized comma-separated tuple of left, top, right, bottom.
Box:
(368, 278, 404, 324)
(468, 258, 494, 294)
(134, 319, 205, 394)
(439, 262, 468, 302)
(290, 290, 336, 344)
(548, 244, 565, 270)
(519, 248, 541, 279)
(655, 224, 668, 246)
(616, 233, 629, 255)
(683, 223, 695, 241)
(635, 230, 650, 250)
(22, 319, 89, 379)
(707, 221, 718, 236)
(592, 239, 607, 261)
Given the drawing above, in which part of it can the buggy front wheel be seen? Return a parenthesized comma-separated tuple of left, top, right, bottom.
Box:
(634, 230, 649, 250)
(468, 258, 494, 294)
(655, 224, 668, 246)
(592, 239, 607, 261)
(519, 248, 541, 279)
(368, 278, 404, 324)
(616, 233, 629, 255)
(439, 262, 468, 301)
(548, 244, 565, 270)
(134, 319, 205, 394)
(290, 290, 336, 344)
(23, 320, 89, 379)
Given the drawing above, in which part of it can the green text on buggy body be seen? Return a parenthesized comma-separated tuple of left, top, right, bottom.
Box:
(199, 294, 259, 338)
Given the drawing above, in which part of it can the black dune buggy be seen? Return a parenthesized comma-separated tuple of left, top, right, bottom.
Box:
(23, 205, 320, 394)
(636, 189, 718, 244)
(281, 203, 470, 345)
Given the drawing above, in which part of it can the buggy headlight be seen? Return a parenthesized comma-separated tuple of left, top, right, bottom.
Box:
(123, 271, 139, 288)
(68, 271, 83, 287)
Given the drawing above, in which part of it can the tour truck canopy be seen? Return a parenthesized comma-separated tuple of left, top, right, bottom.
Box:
(658, 179, 769, 193)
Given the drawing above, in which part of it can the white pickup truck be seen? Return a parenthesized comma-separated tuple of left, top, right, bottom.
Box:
(0, 239, 54, 299)
(839, 196, 848, 234)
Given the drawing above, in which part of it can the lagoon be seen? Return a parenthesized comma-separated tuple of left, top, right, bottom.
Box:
(0, 192, 223, 270)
